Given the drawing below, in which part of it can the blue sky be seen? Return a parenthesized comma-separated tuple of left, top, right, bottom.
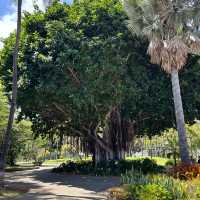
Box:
(0, 0, 73, 17)
(0, 0, 13, 16)
(0, 0, 73, 47)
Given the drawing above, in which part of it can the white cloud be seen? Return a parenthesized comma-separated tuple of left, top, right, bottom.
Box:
(0, 0, 46, 48)
(0, 13, 16, 48)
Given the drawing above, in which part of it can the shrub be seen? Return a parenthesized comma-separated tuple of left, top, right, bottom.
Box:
(121, 170, 188, 200)
(165, 160, 175, 166)
(141, 158, 162, 174)
(169, 163, 200, 180)
(126, 184, 173, 200)
(52, 158, 164, 176)
(33, 157, 43, 166)
(108, 184, 173, 200)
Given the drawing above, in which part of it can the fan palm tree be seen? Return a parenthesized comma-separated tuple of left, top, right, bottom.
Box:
(0, 0, 22, 188)
(123, 0, 200, 163)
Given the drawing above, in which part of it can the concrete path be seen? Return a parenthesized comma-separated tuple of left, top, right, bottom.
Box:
(5, 167, 120, 200)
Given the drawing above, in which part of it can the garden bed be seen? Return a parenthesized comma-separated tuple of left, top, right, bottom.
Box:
(52, 158, 165, 176)
(108, 164, 200, 200)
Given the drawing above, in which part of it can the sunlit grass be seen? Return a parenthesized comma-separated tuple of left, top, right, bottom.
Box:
(126, 156, 170, 166)
(44, 156, 92, 165)
(17, 156, 170, 167)
(0, 189, 23, 199)
(44, 158, 69, 165)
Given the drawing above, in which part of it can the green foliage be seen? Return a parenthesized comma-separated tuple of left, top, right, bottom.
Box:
(20, 135, 48, 164)
(52, 158, 164, 176)
(6, 131, 22, 166)
(6, 120, 33, 166)
(121, 170, 189, 200)
(165, 160, 175, 166)
(126, 184, 172, 200)
(0, 0, 200, 143)
(0, 79, 46, 166)
(133, 123, 200, 163)
(32, 157, 43, 166)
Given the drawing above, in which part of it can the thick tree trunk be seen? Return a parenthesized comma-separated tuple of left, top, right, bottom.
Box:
(0, 0, 22, 188)
(171, 68, 190, 164)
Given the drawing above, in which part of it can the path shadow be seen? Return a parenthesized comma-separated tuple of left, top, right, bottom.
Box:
(27, 167, 120, 193)
(4, 180, 40, 192)
(16, 192, 106, 200)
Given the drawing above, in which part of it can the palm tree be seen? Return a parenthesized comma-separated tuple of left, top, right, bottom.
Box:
(123, 0, 200, 163)
(0, 0, 22, 187)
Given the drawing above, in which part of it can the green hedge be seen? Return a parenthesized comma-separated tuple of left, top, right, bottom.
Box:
(52, 158, 164, 176)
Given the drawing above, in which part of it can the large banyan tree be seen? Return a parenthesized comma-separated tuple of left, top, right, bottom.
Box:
(0, 0, 200, 164)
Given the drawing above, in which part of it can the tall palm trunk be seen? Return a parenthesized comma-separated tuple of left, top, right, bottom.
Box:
(0, 0, 22, 188)
(171, 68, 190, 164)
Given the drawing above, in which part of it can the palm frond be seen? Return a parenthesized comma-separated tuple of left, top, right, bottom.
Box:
(123, 0, 200, 72)
(123, 0, 163, 39)
(161, 38, 188, 73)
(185, 33, 200, 55)
(147, 39, 163, 65)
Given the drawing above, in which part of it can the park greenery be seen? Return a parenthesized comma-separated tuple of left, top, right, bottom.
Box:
(0, 0, 200, 199)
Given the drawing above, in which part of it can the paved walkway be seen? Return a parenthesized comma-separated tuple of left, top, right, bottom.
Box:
(5, 167, 120, 200)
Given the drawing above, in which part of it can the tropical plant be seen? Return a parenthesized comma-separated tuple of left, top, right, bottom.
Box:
(123, 0, 200, 163)
(0, 0, 22, 188)
(121, 170, 189, 200)
(169, 163, 200, 180)
(6, 120, 34, 166)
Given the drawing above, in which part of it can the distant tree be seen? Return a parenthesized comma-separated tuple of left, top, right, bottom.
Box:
(6, 120, 33, 166)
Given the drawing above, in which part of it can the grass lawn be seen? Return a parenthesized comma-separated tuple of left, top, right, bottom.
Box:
(44, 156, 92, 165)
(44, 158, 69, 165)
(126, 156, 170, 166)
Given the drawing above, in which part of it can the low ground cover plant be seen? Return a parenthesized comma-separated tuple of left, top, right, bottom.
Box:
(109, 169, 200, 200)
(121, 170, 188, 200)
(52, 158, 164, 176)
